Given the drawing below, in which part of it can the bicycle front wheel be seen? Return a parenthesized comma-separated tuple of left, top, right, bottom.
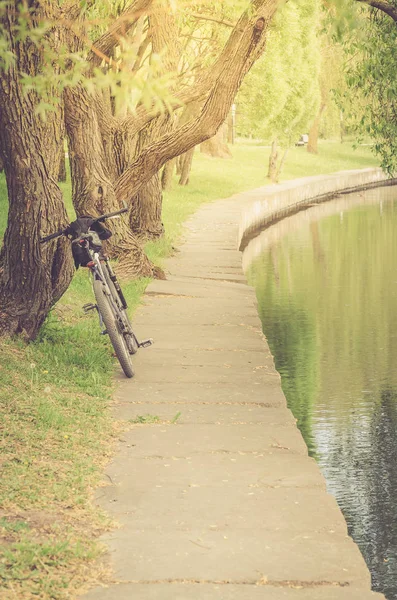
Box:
(102, 264, 139, 355)
(93, 278, 134, 378)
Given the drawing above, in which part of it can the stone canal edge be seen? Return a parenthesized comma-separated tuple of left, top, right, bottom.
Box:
(83, 171, 389, 600)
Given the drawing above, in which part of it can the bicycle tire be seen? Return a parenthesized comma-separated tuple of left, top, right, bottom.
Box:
(102, 265, 139, 355)
(93, 278, 134, 378)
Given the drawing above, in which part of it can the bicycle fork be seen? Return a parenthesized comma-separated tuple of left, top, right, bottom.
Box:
(82, 301, 153, 349)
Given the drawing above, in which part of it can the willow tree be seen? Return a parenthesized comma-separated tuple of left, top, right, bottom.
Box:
(336, 0, 397, 173)
(237, 0, 321, 181)
(0, 0, 286, 340)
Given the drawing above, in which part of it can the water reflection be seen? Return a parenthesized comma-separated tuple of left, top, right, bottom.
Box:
(246, 185, 397, 599)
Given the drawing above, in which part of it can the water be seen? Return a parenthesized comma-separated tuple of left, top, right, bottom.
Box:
(246, 185, 397, 599)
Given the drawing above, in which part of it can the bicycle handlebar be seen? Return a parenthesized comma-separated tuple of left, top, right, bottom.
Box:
(40, 206, 128, 243)
(40, 229, 67, 243)
(92, 207, 128, 223)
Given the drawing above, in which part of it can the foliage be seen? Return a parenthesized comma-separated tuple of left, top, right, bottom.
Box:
(339, 5, 397, 173)
(237, 0, 321, 145)
(324, 0, 361, 40)
(0, 0, 177, 117)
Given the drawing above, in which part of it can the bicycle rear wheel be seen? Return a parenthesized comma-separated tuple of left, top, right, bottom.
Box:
(93, 278, 134, 378)
(102, 263, 139, 355)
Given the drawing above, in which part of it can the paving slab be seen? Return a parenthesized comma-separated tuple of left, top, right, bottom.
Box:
(135, 300, 261, 326)
(94, 485, 347, 534)
(131, 348, 274, 368)
(115, 423, 308, 457)
(131, 324, 266, 351)
(96, 529, 370, 586)
(96, 453, 327, 492)
(128, 363, 279, 388)
(113, 402, 296, 425)
(166, 272, 249, 284)
(146, 275, 255, 296)
(114, 380, 287, 406)
(84, 583, 384, 600)
(81, 190, 384, 599)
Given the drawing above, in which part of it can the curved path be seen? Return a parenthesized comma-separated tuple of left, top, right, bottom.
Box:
(84, 190, 384, 600)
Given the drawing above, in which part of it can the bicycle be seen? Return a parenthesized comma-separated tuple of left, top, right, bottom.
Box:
(40, 207, 153, 378)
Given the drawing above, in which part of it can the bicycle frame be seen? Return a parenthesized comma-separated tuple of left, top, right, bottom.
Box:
(87, 252, 131, 337)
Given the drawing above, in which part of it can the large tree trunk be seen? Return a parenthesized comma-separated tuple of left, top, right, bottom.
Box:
(275, 147, 289, 182)
(129, 169, 164, 240)
(177, 101, 202, 186)
(127, 0, 180, 240)
(178, 148, 195, 186)
(307, 102, 326, 155)
(227, 109, 236, 144)
(0, 5, 73, 340)
(128, 117, 167, 240)
(58, 148, 67, 182)
(340, 111, 345, 144)
(64, 85, 155, 278)
(267, 138, 279, 182)
(161, 159, 176, 190)
(200, 124, 232, 158)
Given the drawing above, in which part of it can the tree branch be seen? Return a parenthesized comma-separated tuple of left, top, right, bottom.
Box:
(120, 0, 266, 138)
(115, 0, 285, 201)
(356, 0, 397, 22)
(88, 0, 155, 66)
(187, 12, 235, 28)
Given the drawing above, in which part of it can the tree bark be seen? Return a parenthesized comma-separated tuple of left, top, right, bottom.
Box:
(64, 85, 154, 278)
(0, 3, 73, 340)
(267, 138, 279, 182)
(227, 110, 235, 144)
(128, 117, 167, 240)
(161, 159, 176, 190)
(58, 148, 67, 182)
(307, 102, 326, 154)
(275, 147, 289, 182)
(356, 0, 397, 22)
(175, 154, 183, 175)
(201, 124, 232, 158)
(340, 111, 345, 144)
(179, 148, 195, 186)
(87, 0, 155, 67)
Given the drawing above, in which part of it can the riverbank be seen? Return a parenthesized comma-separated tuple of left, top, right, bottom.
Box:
(244, 184, 397, 598)
(0, 142, 380, 599)
(83, 186, 384, 600)
(238, 167, 397, 251)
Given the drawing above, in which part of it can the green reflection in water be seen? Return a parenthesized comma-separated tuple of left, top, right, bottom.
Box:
(246, 187, 397, 599)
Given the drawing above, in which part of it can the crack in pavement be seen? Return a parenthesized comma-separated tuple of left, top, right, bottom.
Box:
(102, 578, 351, 588)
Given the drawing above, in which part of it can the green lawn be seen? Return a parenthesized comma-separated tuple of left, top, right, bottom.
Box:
(148, 141, 378, 264)
(0, 140, 379, 599)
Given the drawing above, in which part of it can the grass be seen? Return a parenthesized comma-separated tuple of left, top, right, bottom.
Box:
(0, 140, 379, 598)
(146, 140, 378, 266)
(129, 411, 182, 424)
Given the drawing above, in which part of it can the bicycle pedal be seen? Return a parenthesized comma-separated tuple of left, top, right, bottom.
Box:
(83, 303, 97, 313)
(139, 338, 154, 349)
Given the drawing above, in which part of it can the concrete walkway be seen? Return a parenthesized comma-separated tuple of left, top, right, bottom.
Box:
(84, 193, 384, 600)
